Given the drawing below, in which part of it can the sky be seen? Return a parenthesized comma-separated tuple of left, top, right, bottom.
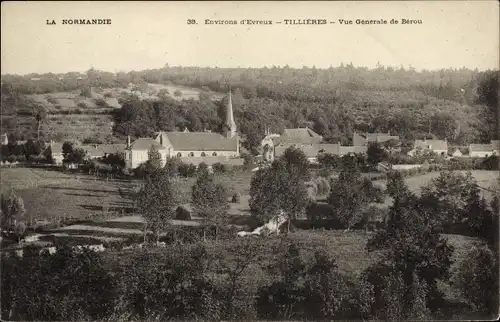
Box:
(1, 1, 499, 75)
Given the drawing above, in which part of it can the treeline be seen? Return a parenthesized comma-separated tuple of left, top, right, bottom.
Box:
(2, 66, 498, 146)
(0, 64, 483, 103)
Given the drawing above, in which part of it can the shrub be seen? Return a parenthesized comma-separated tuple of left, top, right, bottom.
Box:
(178, 163, 197, 177)
(231, 192, 241, 203)
(175, 205, 192, 220)
(198, 162, 208, 173)
(77, 102, 88, 109)
(212, 162, 226, 174)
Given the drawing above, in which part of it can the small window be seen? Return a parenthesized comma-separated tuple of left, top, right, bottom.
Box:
(201, 152, 206, 157)
(177, 152, 182, 157)
(212, 152, 217, 156)
(189, 152, 194, 157)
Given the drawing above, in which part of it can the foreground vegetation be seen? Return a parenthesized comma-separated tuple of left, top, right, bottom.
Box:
(1, 146, 498, 321)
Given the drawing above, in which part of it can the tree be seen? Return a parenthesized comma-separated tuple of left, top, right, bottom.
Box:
(420, 171, 480, 226)
(451, 246, 499, 317)
(328, 164, 377, 230)
(367, 183, 454, 315)
(367, 142, 388, 166)
(31, 103, 47, 140)
(147, 145, 162, 169)
(249, 158, 309, 233)
(0, 193, 26, 241)
(23, 139, 42, 160)
(137, 172, 179, 244)
(280, 146, 311, 182)
(62, 141, 74, 161)
(256, 241, 307, 319)
(317, 153, 339, 169)
(191, 171, 229, 241)
(68, 148, 86, 164)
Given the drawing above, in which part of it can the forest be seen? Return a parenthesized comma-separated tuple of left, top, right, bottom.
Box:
(1, 65, 498, 151)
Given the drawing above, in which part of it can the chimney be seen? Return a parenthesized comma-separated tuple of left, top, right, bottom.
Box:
(159, 134, 163, 145)
(126, 135, 131, 148)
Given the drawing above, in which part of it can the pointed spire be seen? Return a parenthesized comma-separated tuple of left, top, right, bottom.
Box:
(225, 88, 237, 138)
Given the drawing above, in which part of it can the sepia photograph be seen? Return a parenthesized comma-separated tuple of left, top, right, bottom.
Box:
(1, 0, 499, 321)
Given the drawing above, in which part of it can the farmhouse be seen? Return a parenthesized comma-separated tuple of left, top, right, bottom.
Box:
(407, 139, 448, 156)
(352, 132, 400, 146)
(1, 133, 8, 145)
(469, 144, 493, 158)
(80, 144, 127, 160)
(124, 90, 240, 169)
(47, 141, 64, 165)
(124, 138, 168, 169)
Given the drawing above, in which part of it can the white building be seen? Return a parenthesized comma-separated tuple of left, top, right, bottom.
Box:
(408, 139, 448, 157)
(124, 90, 240, 169)
(469, 144, 493, 158)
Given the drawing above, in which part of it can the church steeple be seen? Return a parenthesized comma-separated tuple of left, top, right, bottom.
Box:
(225, 88, 237, 138)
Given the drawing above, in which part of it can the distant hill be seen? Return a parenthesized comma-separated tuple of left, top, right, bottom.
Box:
(1, 82, 225, 143)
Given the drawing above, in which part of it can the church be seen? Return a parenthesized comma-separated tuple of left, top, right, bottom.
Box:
(124, 90, 241, 169)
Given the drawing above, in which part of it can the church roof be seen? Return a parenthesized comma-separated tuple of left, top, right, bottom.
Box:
(128, 138, 166, 151)
(162, 132, 238, 151)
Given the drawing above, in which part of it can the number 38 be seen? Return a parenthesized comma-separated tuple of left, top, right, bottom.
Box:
(187, 19, 196, 24)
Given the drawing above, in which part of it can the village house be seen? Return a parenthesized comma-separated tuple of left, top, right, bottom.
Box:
(407, 139, 448, 157)
(1, 133, 8, 145)
(469, 143, 494, 158)
(124, 137, 168, 169)
(47, 141, 64, 165)
(124, 90, 241, 169)
(352, 132, 400, 147)
(261, 128, 373, 163)
(80, 144, 127, 160)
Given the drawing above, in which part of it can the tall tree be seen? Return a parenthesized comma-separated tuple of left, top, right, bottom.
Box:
(31, 103, 47, 140)
(191, 171, 229, 241)
(328, 163, 379, 230)
(0, 193, 26, 242)
(249, 147, 310, 233)
(367, 142, 388, 166)
(137, 172, 179, 244)
(367, 178, 454, 316)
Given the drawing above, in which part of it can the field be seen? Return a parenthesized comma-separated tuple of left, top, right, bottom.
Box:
(12, 83, 225, 142)
(0, 167, 136, 223)
(2, 168, 497, 226)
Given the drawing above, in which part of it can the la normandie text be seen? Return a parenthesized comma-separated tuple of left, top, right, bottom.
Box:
(46, 19, 112, 25)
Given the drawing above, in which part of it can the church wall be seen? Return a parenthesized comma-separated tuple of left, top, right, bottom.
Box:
(171, 150, 238, 158)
